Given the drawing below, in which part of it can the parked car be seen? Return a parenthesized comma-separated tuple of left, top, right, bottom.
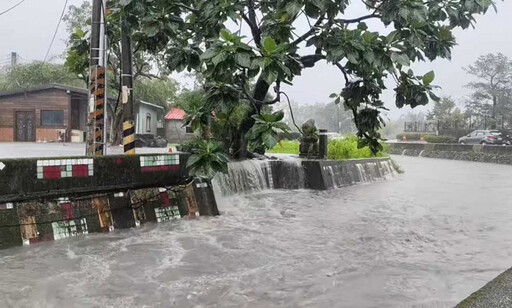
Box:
(458, 130, 504, 145)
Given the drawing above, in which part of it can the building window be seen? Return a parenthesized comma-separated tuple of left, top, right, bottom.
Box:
(185, 126, 193, 134)
(41, 110, 64, 126)
(146, 113, 151, 132)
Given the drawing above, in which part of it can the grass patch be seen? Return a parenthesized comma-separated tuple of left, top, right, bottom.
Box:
(327, 136, 388, 160)
(267, 140, 300, 154)
(267, 136, 390, 160)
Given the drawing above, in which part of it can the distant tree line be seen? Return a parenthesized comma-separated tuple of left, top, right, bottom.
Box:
(383, 53, 512, 139)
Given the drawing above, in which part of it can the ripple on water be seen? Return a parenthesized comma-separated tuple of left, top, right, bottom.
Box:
(1, 156, 512, 307)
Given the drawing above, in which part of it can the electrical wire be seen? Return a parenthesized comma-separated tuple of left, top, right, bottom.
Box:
(41, 0, 69, 65)
(0, 0, 26, 16)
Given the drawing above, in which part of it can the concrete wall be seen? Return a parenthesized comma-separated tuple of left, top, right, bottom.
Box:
(457, 267, 512, 307)
(165, 120, 195, 143)
(389, 142, 512, 165)
(0, 153, 219, 250)
(301, 158, 395, 190)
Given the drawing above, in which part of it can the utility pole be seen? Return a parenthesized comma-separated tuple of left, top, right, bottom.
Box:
(86, 0, 106, 156)
(121, 20, 135, 155)
(10, 52, 17, 66)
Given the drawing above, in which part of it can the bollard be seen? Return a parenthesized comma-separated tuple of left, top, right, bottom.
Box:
(318, 129, 328, 159)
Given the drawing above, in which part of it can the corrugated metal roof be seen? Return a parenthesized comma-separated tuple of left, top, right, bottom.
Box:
(139, 100, 165, 110)
(165, 108, 186, 120)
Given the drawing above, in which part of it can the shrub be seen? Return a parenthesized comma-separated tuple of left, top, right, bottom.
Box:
(327, 136, 388, 160)
(423, 135, 457, 144)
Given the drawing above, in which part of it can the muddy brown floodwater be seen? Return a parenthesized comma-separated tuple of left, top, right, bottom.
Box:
(1, 156, 512, 307)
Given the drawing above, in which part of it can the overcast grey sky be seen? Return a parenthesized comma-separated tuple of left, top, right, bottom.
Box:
(0, 0, 511, 119)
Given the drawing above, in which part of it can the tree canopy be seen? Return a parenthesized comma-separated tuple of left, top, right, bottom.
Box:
(115, 0, 495, 155)
(464, 53, 512, 128)
(0, 62, 84, 92)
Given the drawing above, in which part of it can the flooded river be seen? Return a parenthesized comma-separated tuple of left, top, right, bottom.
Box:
(1, 156, 512, 307)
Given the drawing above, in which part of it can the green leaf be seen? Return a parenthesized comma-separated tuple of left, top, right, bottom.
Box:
(235, 53, 251, 68)
(262, 69, 278, 84)
(263, 37, 277, 53)
(347, 52, 359, 64)
(273, 110, 285, 122)
(262, 132, 277, 149)
(285, 1, 302, 16)
(386, 30, 398, 44)
(144, 24, 160, 37)
(273, 122, 290, 131)
(394, 54, 410, 66)
(220, 29, 231, 41)
(362, 32, 375, 43)
(212, 51, 228, 66)
(329, 93, 337, 98)
(186, 154, 202, 169)
(422, 71, 435, 85)
(357, 22, 368, 31)
(200, 49, 217, 60)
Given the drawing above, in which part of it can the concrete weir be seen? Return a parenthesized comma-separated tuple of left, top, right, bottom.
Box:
(0, 153, 218, 250)
(213, 157, 395, 195)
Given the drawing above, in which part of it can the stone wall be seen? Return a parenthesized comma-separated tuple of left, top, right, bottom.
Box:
(389, 143, 512, 165)
(0, 153, 219, 250)
(457, 267, 512, 307)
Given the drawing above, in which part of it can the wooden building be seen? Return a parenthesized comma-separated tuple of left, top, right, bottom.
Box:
(0, 84, 165, 143)
(0, 84, 89, 142)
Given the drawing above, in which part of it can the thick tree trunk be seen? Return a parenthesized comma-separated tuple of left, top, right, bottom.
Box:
(492, 95, 497, 119)
(232, 77, 270, 159)
(490, 95, 498, 129)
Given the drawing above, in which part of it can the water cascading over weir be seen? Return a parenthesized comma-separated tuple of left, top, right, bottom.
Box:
(0, 153, 395, 250)
(213, 157, 396, 196)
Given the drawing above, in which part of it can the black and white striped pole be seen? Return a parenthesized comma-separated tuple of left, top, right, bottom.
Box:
(121, 20, 135, 155)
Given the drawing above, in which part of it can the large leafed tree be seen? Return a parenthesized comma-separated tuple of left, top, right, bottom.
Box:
(116, 0, 495, 156)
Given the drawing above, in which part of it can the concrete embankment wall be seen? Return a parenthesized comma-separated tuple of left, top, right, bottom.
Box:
(300, 158, 394, 190)
(0, 153, 218, 250)
(457, 267, 512, 307)
(389, 143, 512, 165)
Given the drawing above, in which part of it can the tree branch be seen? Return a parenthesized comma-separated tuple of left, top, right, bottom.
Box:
(291, 16, 324, 46)
(335, 13, 380, 24)
(136, 72, 161, 79)
(244, 0, 261, 46)
(175, 3, 199, 14)
(335, 62, 349, 85)
(242, 13, 261, 46)
(300, 54, 326, 68)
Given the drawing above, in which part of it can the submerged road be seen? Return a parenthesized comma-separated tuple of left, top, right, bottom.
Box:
(1, 156, 512, 307)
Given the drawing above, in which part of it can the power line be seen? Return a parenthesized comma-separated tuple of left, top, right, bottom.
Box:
(42, 0, 69, 65)
(0, 0, 26, 16)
